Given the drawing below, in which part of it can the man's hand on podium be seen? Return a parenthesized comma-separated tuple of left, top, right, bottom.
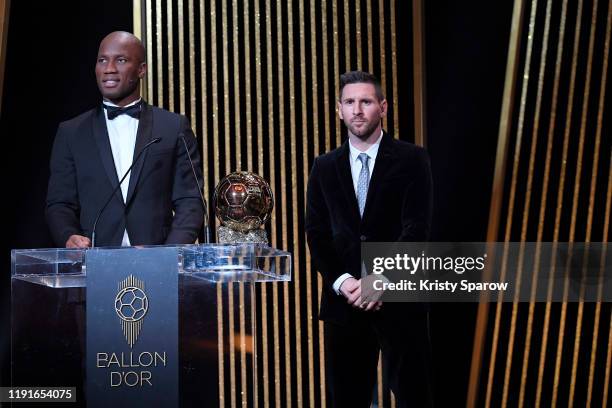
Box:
(66, 234, 91, 248)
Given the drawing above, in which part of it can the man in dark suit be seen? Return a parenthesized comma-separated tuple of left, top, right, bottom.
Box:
(46, 31, 203, 248)
(306, 71, 434, 407)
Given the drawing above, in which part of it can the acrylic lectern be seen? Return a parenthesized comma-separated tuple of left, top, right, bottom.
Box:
(11, 244, 291, 407)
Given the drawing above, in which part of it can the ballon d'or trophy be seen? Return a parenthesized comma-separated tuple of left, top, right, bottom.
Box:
(214, 172, 274, 244)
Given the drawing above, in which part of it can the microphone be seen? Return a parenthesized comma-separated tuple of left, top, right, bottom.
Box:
(90, 137, 162, 248)
(179, 132, 210, 243)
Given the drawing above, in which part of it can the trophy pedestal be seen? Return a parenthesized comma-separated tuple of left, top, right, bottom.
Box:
(217, 226, 268, 244)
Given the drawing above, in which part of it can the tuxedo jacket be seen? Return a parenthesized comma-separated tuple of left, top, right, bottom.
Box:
(46, 102, 204, 247)
(305, 132, 433, 325)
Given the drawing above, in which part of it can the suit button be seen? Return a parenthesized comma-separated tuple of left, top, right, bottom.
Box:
(360, 235, 367, 241)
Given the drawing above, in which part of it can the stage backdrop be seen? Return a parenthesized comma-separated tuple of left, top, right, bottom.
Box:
(133, 1, 423, 407)
(468, 0, 612, 407)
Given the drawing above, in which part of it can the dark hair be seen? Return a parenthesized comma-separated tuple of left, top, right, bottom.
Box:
(339, 71, 384, 101)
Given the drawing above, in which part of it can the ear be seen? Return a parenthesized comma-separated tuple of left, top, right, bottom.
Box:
(337, 100, 344, 120)
(379, 99, 388, 117)
(138, 62, 147, 79)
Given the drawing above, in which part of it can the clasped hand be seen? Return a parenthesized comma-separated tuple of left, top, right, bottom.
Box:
(339, 277, 382, 312)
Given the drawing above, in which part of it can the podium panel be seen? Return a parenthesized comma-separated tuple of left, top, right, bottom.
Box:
(11, 244, 291, 407)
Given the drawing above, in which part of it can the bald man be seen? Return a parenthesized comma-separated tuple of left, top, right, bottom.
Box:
(46, 32, 204, 247)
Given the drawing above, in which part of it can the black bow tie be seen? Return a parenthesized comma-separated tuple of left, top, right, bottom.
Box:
(103, 102, 142, 120)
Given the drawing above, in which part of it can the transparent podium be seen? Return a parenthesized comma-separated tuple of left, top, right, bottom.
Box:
(11, 244, 291, 407)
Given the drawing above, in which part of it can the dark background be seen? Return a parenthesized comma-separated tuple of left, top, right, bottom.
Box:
(1, 0, 512, 405)
(0, 0, 134, 393)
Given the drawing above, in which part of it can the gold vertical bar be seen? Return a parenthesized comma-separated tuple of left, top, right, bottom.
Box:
(378, 0, 386, 93)
(261, 284, 270, 408)
(0, 0, 11, 113)
(228, 284, 237, 408)
(355, 0, 362, 69)
(344, 1, 351, 71)
(484, 249, 510, 408)
(390, 0, 398, 135)
(500, 0, 539, 403)
(146, 0, 153, 103)
(551, 1, 585, 405)
(199, 0, 210, 201)
(275, 1, 291, 406)
(264, 1, 281, 405)
(133, 0, 145, 99)
(321, 0, 330, 153)
(211, 1, 223, 401)
(244, 0, 252, 172)
(534, 1, 569, 406)
(568, 1, 600, 405)
(232, 0, 241, 170)
(254, 0, 263, 171)
(307, 0, 319, 158)
(377, 356, 383, 407)
(318, 0, 329, 370)
(412, 0, 426, 147)
(467, 0, 526, 406)
(516, 0, 554, 406)
(239, 282, 248, 407)
(156, 0, 163, 108)
(212, 0, 220, 189)
(254, 0, 264, 175)
(599, 152, 612, 407)
(586, 2, 611, 405)
(322, 2, 336, 397)
(217, 284, 226, 408)
(242, 1, 255, 404)
(366, 0, 373, 74)
(585, 0, 610, 241)
(178, 0, 185, 114)
(333, 0, 341, 147)
(318, 286, 326, 408)
(223, 1, 236, 400)
(288, 1, 303, 405)
(167, 0, 174, 111)
(222, 0, 231, 173)
(587, 306, 605, 406)
(603, 313, 612, 407)
(133, 0, 143, 43)
(272, 284, 281, 408)
(568, 0, 596, 242)
(133, 1, 145, 99)
(586, 218, 610, 405)
(253, 0, 267, 403)
(188, 0, 196, 128)
(251, 285, 258, 408)
(306, 0, 318, 405)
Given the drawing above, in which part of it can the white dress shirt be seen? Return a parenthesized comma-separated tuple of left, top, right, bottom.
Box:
(332, 131, 384, 295)
(102, 98, 142, 246)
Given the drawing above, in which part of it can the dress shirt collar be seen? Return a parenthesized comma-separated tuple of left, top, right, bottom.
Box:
(348, 130, 384, 164)
(102, 97, 142, 108)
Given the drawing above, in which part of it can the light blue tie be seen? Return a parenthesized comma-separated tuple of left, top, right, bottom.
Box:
(357, 153, 370, 217)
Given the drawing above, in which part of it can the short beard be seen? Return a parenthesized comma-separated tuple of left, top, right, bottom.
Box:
(346, 120, 380, 141)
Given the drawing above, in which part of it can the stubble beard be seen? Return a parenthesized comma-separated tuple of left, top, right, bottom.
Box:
(346, 119, 380, 141)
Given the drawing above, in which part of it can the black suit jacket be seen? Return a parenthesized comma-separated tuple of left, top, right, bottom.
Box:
(305, 132, 433, 325)
(46, 102, 204, 247)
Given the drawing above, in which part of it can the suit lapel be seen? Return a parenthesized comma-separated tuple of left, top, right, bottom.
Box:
(334, 141, 362, 223)
(92, 106, 124, 205)
(126, 101, 154, 205)
(362, 132, 394, 221)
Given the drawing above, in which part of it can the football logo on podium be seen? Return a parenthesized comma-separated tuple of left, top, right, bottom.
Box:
(115, 275, 149, 348)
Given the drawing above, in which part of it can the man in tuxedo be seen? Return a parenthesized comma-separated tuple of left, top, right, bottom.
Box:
(306, 71, 434, 407)
(46, 31, 204, 248)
